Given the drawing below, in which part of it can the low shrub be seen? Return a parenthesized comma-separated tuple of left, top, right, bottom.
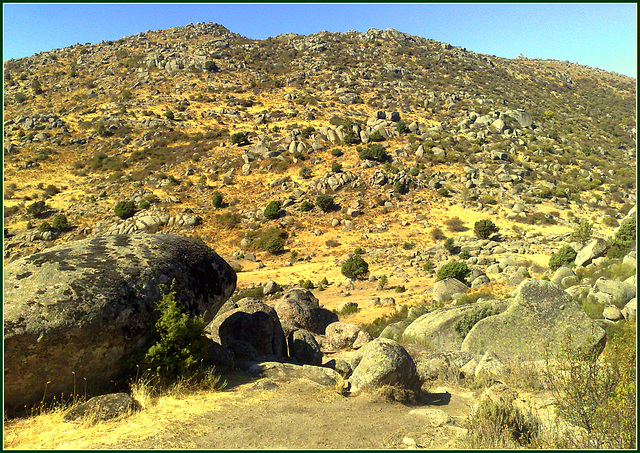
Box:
(263, 201, 282, 220)
(358, 144, 388, 162)
(316, 194, 335, 212)
(299, 200, 314, 212)
(474, 219, 499, 239)
(361, 305, 409, 338)
(114, 200, 135, 219)
(423, 260, 435, 273)
(331, 162, 342, 173)
(430, 227, 446, 241)
(51, 214, 68, 231)
(454, 305, 499, 338)
(26, 200, 47, 218)
(606, 216, 636, 259)
(230, 131, 249, 146)
(211, 192, 224, 209)
(569, 220, 593, 245)
(341, 254, 369, 279)
(548, 245, 577, 270)
(299, 167, 312, 179)
(437, 261, 471, 284)
(445, 216, 467, 232)
(331, 148, 344, 157)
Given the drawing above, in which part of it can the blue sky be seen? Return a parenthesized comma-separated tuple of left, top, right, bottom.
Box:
(3, 3, 637, 77)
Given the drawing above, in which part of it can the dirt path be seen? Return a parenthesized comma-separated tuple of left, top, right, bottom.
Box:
(106, 376, 475, 449)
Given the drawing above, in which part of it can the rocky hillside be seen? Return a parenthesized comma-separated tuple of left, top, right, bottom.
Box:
(3, 23, 636, 312)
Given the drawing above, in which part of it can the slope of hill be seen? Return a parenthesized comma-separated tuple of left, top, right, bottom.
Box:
(3, 22, 636, 313)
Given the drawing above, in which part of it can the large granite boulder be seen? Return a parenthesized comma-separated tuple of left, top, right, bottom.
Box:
(574, 238, 608, 267)
(205, 297, 287, 359)
(432, 278, 468, 303)
(348, 338, 420, 393)
(461, 280, 605, 360)
(274, 288, 338, 335)
(593, 277, 636, 308)
(402, 300, 508, 352)
(4, 234, 237, 414)
(324, 321, 373, 351)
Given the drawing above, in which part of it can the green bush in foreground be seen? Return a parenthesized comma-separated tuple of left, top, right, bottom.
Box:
(548, 245, 577, 270)
(142, 284, 207, 382)
(263, 201, 282, 220)
(316, 194, 334, 212)
(300, 200, 314, 212)
(211, 192, 224, 209)
(454, 306, 499, 338)
(607, 216, 636, 259)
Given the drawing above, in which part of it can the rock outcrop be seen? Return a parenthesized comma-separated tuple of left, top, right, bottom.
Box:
(4, 234, 236, 414)
(461, 280, 605, 360)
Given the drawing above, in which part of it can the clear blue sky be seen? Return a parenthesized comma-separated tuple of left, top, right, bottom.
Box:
(3, 3, 637, 77)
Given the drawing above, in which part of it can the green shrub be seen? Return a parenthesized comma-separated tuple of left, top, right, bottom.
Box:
(459, 250, 471, 260)
(445, 216, 467, 232)
(474, 219, 499, 239)
(544, 327, 636, 448)
(342, 130, 359, 145)
(140, 285, 207, 383)
(437, 187, 450, 197)
(395, 121, 409, 134)
(444, 238, 456, 253)
(331, 148, 344, 157)
(300, 200, 314, 212)
(358, 144, 389, 162)
(341, 254, 369, 279)
(316, 194, 334, 212)
(331, 162, 343, 173)
(402, 241, 415, 250)
(26, 200, 47, 218)
(299, 279, 314, 290)
(607, 216, 636, 259)
(114, 200, 135, 219)
(250, 227, 288, 254)
(548, 245, 577, 270)
(437, 261, 471, 284)
(264, 236, 285, 254)
(204, 60, 219, 72)
(299, 166, 312, 179)
(51, 214, 68, 230)
(423, 260, 435, 273)
(263, 201, 282, 220)
(378, 274, 388, 290)
(430, 227, 446, 241)
(38, 221, 52, 233)
(211, 192, 224, 209)
(368, 130, 385, 142)
(569, 220, 593, 245)
(454, 306, 498, 338)
(394, 181, 407, 195)
(395, 285, 406, 293)
(164, 109, 174, 120)
(465, 398, 540, 448)
(353, 247, 365, 256)
(231, 131, 249, 146)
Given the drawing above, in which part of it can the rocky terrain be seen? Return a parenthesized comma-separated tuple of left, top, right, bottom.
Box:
(3, 23, 636, 449)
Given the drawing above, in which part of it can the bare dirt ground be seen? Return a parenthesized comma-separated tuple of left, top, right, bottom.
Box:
(4, 372, 478, 449)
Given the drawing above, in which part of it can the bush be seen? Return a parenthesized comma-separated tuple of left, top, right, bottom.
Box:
(423, 260, 435, 273)
(26, 200, 47, 218)
(459, 250, 471, 260)
(38, 221, 52, 233)
(454, 306, 499, 338)
(548, 245, 577, 270)
(140, 284, 207, 383)
(465, 398, 540, 448)
(607, 216, 636, 259)
(569, 220, 593, 245)
(263, 201, 282, 220)
(341, 254, 369, 279)
(431, 227, 446, 241)
(445, 216, 467, 232)
(316, 194, 334, 212)
(393, 181, 406, 195)
(299, 279, 314, 290)
(437, 187, 450, 197)
(444, 237, 456, 253)
(395, 121, 409, 134)
(342, 131, 359, 145)
(231, 131, 249, 146)
(164, 109, 174, 120)
(211, 192, 224, 209)
(331, 148, 344, 157)
(474, 219, 499, 239)
(251, 227, 288, 254)
(544, 327, 636, 448)
(437, 261, 471, 284)
(358, 144, 389, 162)
(331, 162, 342, 173)
(51, 214, 68, 231)
(300, 200, 314, 212)
(114, 200, 135, 219)
(204, 60, 219, 72)
(299, 166, 312, 179)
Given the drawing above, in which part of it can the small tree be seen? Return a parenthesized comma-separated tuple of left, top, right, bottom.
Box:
(300, 200, 314, 212)
(299, 166, 312, 179)
(263, 201, 282, 220)
(51, 214, 69, 231)
(211, 192, 224, 209)
(332, 162, 343, 173)
(549, 245, 577, 270)
(164, 109, 174, 120)
(231, 131, 249, 146)
(316, 194, 334, 212)
(26, 200, 47, 218)
(570, 220, 593, 245)
(114, 200, 135, 219)
(341, 254, 369, 279)
(436, 261, 471, 284)
(474, 219, 499, 239)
